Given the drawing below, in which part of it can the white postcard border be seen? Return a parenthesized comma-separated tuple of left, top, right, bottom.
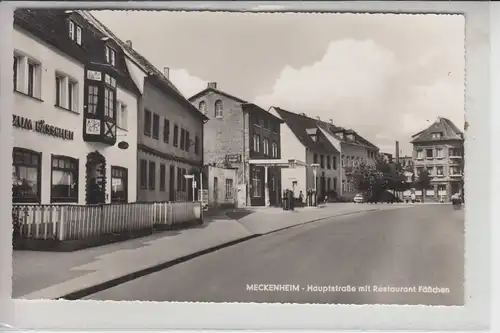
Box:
(0, 1, 492, 331)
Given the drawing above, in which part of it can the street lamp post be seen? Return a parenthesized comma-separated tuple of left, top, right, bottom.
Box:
(310, 163, 320, 206)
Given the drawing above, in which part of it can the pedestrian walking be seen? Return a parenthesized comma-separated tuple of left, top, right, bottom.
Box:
(411, 192, 416, 203)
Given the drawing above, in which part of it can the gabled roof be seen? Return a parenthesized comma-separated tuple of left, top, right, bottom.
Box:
(273, 107, 340, 155)
(80, 11, 208, 121)
(273, 107, 378, 150)
(188, 87, 248, 104)
(241, 103, 284, 123)
(411, 117, 463, 144)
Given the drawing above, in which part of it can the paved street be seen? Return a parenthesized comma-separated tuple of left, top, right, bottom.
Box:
(84, 205, 464, 305)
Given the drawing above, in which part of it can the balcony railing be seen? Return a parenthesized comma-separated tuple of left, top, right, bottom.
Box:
(12, 201, 202, 241)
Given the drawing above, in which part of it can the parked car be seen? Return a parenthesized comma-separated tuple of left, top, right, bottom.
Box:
(353, 193, 365, 203)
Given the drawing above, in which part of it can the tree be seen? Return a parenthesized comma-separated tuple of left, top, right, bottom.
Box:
(416, 169, 431, 202)
(351, 162, 383, 198)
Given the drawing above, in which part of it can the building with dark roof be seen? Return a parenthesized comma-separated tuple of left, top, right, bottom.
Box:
(80, 10, 209, 203)
(411, 117, 464, 200)
(189, 83, 304, 207)
(270, 107, 379, 200)
(12, 8, 141, 205)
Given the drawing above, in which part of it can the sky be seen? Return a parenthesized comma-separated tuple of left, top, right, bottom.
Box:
(92, 11, 465, 156)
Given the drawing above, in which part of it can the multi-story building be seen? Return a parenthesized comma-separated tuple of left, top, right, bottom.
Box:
(271, 108, 379, 200)
(269, 108, 340, 201)
(411, 117, 464, 199)
(12, 9, 140, 205)
(189, 83, 287, 207)
(80, 12, 208, 203)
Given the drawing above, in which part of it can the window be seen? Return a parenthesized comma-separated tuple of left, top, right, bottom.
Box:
(225, 179, 234, 198)
(426, 149, 433, 158)
(173, 125, 179, 147)
(271, 142, 278, 158)
(159, 164, 166, 191)
(436, 148, 444, 158)
(117, 101, 128, 130)
(104, 87, 115, 119)
(431, 132, 442, 140)
(333, 178, 337, 190)
(199, 101, 207, 114)
(333, 156, 337, 170)
(105, 46, 116, 66)
(436, 166, 444, 176)
(180, 128, 185, 150)
(144, 109, 151, 136)
(13, 56, 18, 91)
(69, 20, 75, 40)
(182, 169, 187, 191)
(416, 149, 424, 159)
(68, 80, 77, 111)
(185, 131, 191, 152)
(214, 100, 223, 118)
(320, 155, 325, 168)
(327, 156, 331, 169)
(152, 113, 160, 139)
(55, 75, 63, 107)
(450, 166, 461, 175)
(341, 155, 345, 167)
(253, 134, 260, 152)
(87, 85, 99, 114)
(51, 155, 78, 203)
(140, 159, 147, 189)
(148, 161, 156, 190)
(342, 180, 346, 192)
(252, 168, 262, 197)
(69, 20, 82, 45)
(111, 167, 128, 203)
(313, 153, 318, 164)
(12, 148, 41, 203)
(177, 166, 182, 191)
(163, 119, 170, 143)
(327, 178, 331, 191)
(263, 138, 269, 155)
(195, 136, 200, 155)
(416, 167, 424, 176)
(27, 62, 37, 97)
(56, 74, 78, 111)
(449, 148, 462, 157)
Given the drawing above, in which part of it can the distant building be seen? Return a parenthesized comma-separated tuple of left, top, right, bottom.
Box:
(411, 117, 464, 200)
(269, 107, 379, 200)
(189, 83, 289, 207)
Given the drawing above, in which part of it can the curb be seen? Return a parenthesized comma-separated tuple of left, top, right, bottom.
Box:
(58, 208, 377, 300)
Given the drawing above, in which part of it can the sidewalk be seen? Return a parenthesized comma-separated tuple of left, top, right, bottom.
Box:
(13, 203, 409, 300)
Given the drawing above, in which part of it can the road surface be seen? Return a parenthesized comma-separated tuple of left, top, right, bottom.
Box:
(84, 205, 464, 305)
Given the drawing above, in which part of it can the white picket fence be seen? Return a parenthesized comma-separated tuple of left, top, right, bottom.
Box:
(12, 201, 202, 241)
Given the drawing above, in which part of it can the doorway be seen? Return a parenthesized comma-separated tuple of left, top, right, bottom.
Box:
(85, 151, 106, 204)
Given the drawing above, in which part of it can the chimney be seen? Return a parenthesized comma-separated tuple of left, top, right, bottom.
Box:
(329, 118, 333, 124)
(395, 141, 400, 162)
(163, 67, 170, 79)
(126, 40, 132, 48)
(207, 82, 217, 89)
(300, 113, 306, 116)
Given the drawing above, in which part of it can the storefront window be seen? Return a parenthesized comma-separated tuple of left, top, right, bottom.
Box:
(51, 155, 79, 203)
(111, 166, 128, 203)
(12, 148, 41, 203)
(252, 168, 262, 197)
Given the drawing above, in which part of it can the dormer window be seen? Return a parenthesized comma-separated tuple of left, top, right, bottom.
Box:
(105, 46, 116, 66)
(68, 20, 82, 45)
(306, 128, 318, 142)
(431, 132, 443, 140)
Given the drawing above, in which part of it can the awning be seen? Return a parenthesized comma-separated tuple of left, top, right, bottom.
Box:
(248, 159, 307, 168)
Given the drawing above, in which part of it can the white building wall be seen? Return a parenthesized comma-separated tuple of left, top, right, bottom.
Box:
(13, 28, 138, 204)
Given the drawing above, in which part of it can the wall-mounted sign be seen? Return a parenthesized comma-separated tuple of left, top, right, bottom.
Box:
(225, 154, 242, 164)
(117, 141, 129, 150)
(87, 70, 102, 81)
(86, 118, 101, 135)
(13, 115, 74, 140)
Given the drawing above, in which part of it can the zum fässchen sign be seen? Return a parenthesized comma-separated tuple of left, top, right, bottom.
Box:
(12, 115, 74, 140)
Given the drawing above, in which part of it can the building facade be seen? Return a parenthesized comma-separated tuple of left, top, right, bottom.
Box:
(189, 83, 285, 207)
(81, 12, 208, 203)
(12, 9, 139, 205)
(411, 117, 464, 200)
(270, 108, 340, 201)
